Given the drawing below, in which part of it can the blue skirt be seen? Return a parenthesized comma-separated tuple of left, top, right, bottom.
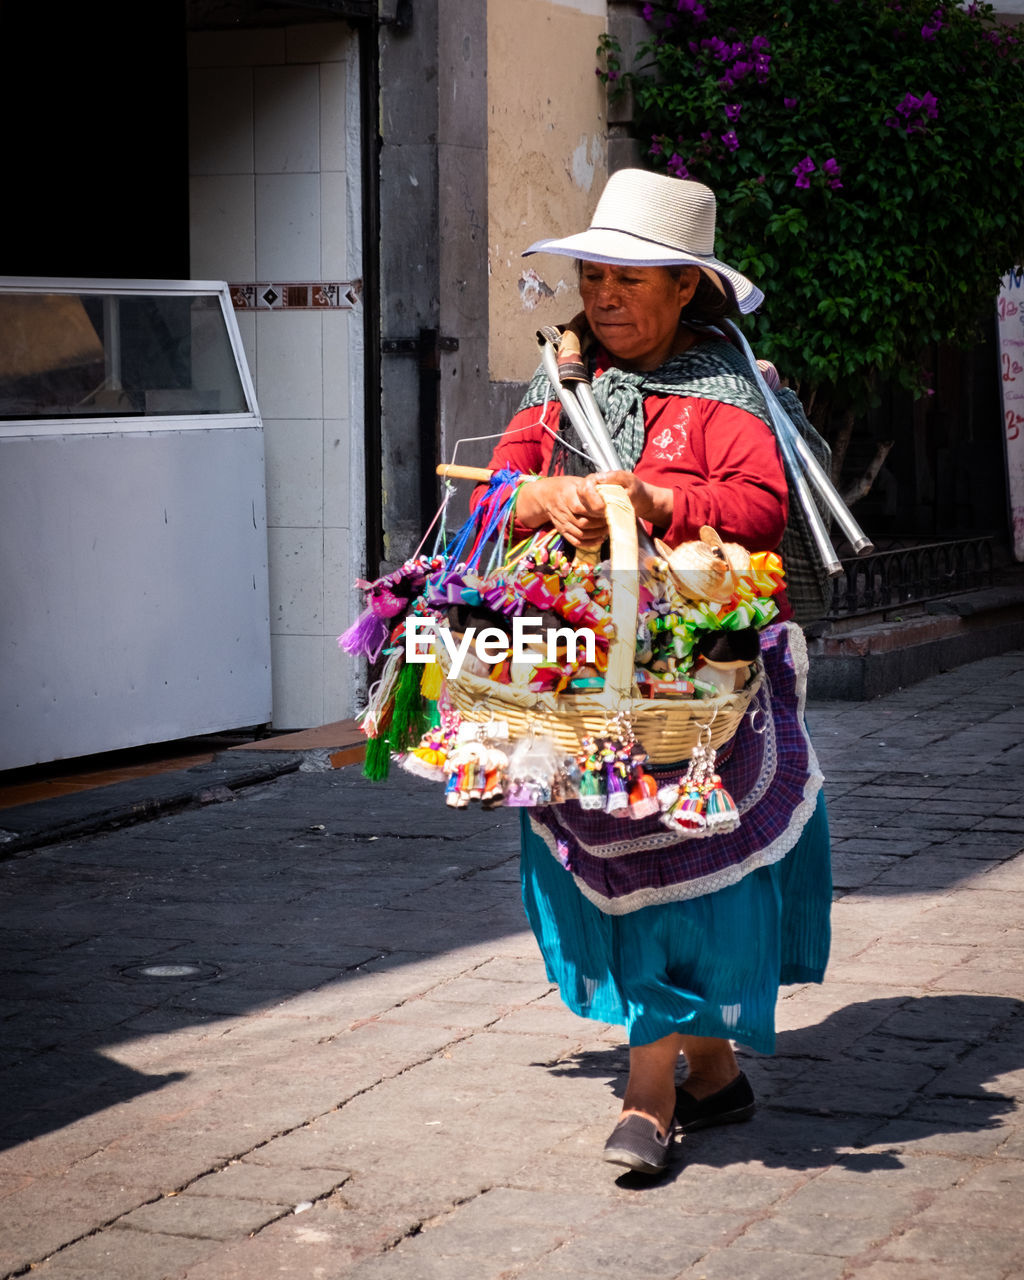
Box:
(519, 789, 831, 1053)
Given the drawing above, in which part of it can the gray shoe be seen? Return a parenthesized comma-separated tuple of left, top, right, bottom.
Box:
(602, 1114, 674, 1175)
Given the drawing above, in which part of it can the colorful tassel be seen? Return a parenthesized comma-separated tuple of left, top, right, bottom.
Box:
(668, 786, 707, 832)
(389, 658, 429, 754)
(363, 733, 393, 781)
(703, 775, 740, 832)
(419, 657, 443, 702)
(658, 731, 741, 837)
(360, 646, 403, 739)
(338, 607, 390, 661)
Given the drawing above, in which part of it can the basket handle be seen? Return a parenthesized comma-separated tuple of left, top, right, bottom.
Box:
(435, 470, 639, 704)
(592, 483, 639, 712)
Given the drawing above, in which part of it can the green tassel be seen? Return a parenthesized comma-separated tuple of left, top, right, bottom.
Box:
(389, 658, 428, 754)
(363, 733, 393, 781)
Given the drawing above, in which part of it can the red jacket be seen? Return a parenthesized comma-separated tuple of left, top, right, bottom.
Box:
(484, 340, 789, 553)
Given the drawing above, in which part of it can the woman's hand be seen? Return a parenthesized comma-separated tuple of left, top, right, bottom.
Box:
(590, 470, 673, 530)
(515, 475, 609, 547)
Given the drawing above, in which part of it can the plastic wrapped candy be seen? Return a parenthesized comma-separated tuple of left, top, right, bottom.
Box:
(503, 734, 569, 808)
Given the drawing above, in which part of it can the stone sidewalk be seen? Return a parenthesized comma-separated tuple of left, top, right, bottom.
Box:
(1, 651, 1023, 1280)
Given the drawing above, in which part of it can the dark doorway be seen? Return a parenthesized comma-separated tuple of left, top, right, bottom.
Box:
(0, 1, 190, 280)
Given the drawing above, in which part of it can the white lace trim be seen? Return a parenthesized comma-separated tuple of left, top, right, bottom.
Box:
(526, 623, 825, 915)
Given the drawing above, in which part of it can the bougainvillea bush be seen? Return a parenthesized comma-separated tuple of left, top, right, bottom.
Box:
(599, 0, 1024, 421)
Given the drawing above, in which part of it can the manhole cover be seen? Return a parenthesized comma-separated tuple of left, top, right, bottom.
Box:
(120, 962, 220, 981)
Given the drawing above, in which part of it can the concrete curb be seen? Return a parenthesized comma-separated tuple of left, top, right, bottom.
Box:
(807, 584, 1024, 700)
(0, 752, 303, 857)
(808, 613, 1024, 700)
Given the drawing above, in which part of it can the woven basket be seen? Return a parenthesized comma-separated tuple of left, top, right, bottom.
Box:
(437, 484, 760, 763)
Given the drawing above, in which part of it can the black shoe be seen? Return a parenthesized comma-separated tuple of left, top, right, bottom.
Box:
(602, 1114, 674, 1175)
(674, 1071, 756, 1133)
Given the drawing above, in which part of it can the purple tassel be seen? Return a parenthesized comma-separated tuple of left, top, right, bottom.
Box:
(338, 608, 390, 661)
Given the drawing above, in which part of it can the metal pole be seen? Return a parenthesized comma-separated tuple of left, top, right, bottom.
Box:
(539, 341, 616, 469)
(539, 337, 658, 560)
(722, 320, 873, 564)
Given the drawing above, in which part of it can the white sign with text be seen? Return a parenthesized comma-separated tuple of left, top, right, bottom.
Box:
(998, 269, 1024, 560)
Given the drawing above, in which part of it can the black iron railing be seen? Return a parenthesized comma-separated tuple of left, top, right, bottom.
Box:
(827, 536, 996, 619)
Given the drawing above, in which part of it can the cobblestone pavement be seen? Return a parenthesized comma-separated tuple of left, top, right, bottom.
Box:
(1, 650, 1023, 1280)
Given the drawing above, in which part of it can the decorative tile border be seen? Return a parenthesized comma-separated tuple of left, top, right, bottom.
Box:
(229, 282, 360, 311)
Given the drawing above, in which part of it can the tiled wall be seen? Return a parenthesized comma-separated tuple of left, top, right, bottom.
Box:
(187, 22, 365, 729)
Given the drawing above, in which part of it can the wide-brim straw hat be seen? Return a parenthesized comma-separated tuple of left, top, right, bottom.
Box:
(523, 168, 763, 314)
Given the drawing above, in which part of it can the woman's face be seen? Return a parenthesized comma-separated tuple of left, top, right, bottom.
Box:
(579, 262, 699, 371)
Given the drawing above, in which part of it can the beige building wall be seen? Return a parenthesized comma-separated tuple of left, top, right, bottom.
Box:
(488, 0, 608, 385)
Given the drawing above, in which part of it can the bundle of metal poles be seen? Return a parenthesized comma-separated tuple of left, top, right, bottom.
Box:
(721, 320, 872, 573)
(534, 322, 872, 575)
(437, 324, 872, 579)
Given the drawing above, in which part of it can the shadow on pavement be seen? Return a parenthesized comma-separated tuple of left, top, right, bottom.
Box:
(0, 768, 525, 1151)
(0, 1059, 186, 1152)
(541, 994, 1023, 1179)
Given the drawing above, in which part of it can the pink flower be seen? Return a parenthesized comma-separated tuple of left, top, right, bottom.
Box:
(667, 153, 691, 179)
(889, 90, 939, 135)
(721, 130, 739, 152)
(792, 155, 815, 189)
(724, 102, 742, 122)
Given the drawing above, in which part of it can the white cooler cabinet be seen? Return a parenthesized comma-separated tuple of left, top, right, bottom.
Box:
(0, 278, 271, 770)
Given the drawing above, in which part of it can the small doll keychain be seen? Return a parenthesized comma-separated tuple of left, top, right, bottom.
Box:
(575, 737, 607, 811)
(442, 721, 510, 810)
(660, 721, 740, 836)
(626, 741, 660, 820)
(585, 716, 661, 821)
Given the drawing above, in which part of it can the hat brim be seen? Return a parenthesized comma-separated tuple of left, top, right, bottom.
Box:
(523, 229, 763, 314)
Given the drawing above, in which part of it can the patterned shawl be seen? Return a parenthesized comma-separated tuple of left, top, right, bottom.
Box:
(517, 333, 771, 475)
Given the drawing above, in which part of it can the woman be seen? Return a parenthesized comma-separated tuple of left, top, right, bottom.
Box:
(481, 169, 831, 1176)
